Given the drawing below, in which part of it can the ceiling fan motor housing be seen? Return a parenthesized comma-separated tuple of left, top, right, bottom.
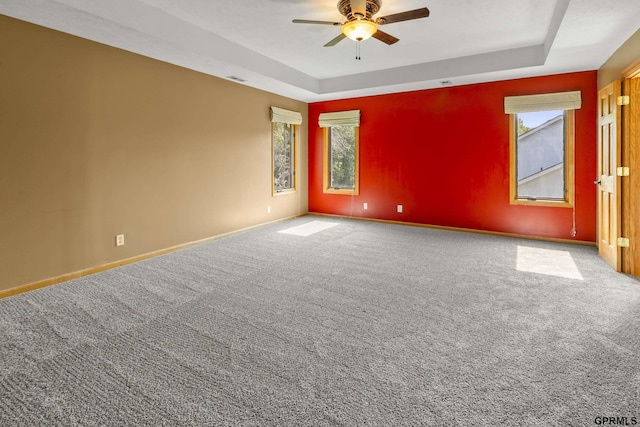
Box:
(338, 0, 381, 21)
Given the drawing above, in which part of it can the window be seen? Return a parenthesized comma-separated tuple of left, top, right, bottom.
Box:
(272, 122, 296, 193)
(270, 106, 302, 195)
(505, 92, 580, 207)
(319, 110, 360, 195)
(510, 110, 574, 206)
(324, 125, 359, 194)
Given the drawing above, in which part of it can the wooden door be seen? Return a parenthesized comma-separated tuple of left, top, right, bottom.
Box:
(622, 76, 639, 278)
(597, 82, 622, 271)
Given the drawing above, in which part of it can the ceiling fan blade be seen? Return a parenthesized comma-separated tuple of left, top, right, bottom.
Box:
(372, 30, 399, 45)
(351, 0, 367, 18)
(375, 7, 430, 25)
(324, 33, 347, 47)
(292, 19, 342, 26)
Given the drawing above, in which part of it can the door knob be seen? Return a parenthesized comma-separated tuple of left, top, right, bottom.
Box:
(594, 180, 601, 185)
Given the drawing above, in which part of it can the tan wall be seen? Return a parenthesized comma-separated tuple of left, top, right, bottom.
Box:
(599, 27, 640, 88)
(0, 15, 308, 292)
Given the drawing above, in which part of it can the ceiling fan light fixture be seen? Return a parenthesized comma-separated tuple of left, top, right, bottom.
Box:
(342, 19, 377, 41)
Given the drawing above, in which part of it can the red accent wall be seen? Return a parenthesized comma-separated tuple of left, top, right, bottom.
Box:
(309, 71, 598, 241)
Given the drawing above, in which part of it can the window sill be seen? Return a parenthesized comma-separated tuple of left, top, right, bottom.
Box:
(323, 188, 359, 196)
(510, 198, 573, 208)
(273, 189, 296, 197)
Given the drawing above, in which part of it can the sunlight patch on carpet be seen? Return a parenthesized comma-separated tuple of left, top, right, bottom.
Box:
(278, 221, 340, 237)
(516, 246, 584, 280)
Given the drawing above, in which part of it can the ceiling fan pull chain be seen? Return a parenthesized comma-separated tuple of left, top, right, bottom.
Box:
(356, 40, 361, 60)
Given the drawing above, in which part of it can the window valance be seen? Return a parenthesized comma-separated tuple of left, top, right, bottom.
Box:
(270, 106, 303, 125)
(504, 91, 582, 114)
(318, 110, 360, 127)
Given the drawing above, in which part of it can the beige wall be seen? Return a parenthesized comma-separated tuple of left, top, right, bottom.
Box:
(0, 15, 308, 292)
(599, 27, 640, 88)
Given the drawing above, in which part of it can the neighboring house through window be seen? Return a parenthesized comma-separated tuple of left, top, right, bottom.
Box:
(516, 111, 568, 200)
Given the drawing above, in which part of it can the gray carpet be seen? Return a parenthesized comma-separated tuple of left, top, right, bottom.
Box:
(1, 216, 639, 426)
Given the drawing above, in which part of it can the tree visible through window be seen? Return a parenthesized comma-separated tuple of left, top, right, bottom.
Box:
(323, 125, 359, 195)
(272, 122, 295, 193)
(329, 126, 356, 189)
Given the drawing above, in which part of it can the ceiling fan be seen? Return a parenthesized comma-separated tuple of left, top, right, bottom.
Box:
(292, 0, 430, 48)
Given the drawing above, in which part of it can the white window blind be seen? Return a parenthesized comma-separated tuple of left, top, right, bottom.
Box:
(270, 106, 303, 125)
(318, 110, 360, 127)
(504, 91, 582, 114)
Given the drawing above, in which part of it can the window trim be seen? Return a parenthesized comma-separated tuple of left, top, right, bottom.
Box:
(322, 126, 359, 195)
(509, 110, 575, 207)
(271, 122, 297, 196)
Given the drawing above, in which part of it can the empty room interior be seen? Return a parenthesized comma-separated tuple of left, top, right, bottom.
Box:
(2, 0, 640, 425)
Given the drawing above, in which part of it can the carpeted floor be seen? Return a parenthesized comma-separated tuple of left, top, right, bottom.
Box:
(1, 216, 639, 426)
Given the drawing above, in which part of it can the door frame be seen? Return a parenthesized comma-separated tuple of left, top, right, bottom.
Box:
(621, 60, 640, 278)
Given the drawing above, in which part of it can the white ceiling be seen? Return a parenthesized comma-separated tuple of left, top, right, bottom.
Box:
(2, 0, 640, 102)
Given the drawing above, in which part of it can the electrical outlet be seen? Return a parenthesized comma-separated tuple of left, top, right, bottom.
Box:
(267, 205, 271, 214)
(397, 204, 403, 213)
(116, 234, 125, 247)
(363, 202, 368, 210)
